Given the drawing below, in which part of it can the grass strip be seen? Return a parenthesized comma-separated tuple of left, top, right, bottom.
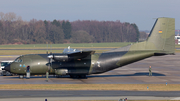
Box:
(0, 42, 132, 49)
(125, 100, 178, 101)
(0, 84, 180, 91)
(175, 50, 180, 53)
(0, 49, 178, 55)
(54, 100, 179, 101)
(0, 50, 108, 55)
(78, 100, 179, 101)
(0, 47, 117, 49)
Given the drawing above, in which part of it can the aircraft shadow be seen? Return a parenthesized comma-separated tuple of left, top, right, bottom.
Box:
(2, 72, 165, 79)
(87, 72, 165, 78)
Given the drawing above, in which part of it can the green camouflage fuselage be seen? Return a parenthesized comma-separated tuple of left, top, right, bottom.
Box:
(8, 50, 156, 75)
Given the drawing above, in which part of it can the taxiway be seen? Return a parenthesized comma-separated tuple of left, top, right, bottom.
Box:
(0, 90, 180, 101)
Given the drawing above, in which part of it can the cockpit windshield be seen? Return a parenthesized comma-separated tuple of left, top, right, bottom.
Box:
(63, 46, 81, 54)
(14, 57, 22, 62)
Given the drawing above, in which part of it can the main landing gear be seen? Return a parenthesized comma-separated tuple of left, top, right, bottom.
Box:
(69, 75, 87, 79)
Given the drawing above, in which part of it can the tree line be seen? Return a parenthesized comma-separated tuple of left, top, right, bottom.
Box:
(0, 12, 147, 44)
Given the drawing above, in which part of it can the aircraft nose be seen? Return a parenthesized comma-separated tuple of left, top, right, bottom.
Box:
(4, 64, 10, 72)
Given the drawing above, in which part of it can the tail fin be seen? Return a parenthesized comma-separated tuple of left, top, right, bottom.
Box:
(146, 17, 175, 54)
(131, 17, 175, 54)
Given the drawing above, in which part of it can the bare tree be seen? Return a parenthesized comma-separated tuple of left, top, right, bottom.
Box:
(0, 12, 4, 21)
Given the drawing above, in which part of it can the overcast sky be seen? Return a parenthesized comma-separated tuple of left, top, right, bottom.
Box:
(0, 0, 179, 30)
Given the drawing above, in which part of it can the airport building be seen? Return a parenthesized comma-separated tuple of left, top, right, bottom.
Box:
(175, 30, 180, 44)
(175, 36, 180, 44)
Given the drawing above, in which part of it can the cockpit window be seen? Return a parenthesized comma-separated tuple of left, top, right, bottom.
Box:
(63, 46, 80, 54)
(14, 57, 22, 62)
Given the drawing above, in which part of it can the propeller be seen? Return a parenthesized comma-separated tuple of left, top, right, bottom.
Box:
(47, 44, 53, 71)
(46, 42, 53, 80)
(47, 42, 53, 70)
(50, 42, 52, 54)
(48, 54, 53, 67)
(46, 42, 48, 54)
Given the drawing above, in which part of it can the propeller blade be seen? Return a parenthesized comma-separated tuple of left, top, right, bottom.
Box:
(50, 58, 52, 69)
(47, 55, 53, 59)
(46, 42, 48, 54)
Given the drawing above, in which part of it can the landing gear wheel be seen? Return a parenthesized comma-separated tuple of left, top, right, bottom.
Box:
(70, 75, 78, 78)
(70, 75, 87, 79)
(70, 75, 73, 78)
(80, 75, 86, 78)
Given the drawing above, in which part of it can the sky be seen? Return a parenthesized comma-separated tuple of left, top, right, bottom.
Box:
(0, 0, 179, 30)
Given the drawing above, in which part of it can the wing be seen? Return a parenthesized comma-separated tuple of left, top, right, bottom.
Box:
(68, 50, 95, 59)
(48, 47, 95, 61)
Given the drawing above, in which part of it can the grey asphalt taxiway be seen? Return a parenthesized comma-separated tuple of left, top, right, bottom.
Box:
(1, 53, 180, 100)
(0, 90, 180, 101)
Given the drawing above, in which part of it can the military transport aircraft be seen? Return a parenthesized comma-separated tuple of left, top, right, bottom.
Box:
(4, 17, 175, 79)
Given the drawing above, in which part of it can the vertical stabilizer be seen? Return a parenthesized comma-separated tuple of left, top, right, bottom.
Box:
(130, 18, 175, 54)
(146, 17, 175, 54)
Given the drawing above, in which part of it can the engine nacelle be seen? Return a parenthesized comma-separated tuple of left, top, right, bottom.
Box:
(55, 69, 68, 75)
(53, 54, 68, 62)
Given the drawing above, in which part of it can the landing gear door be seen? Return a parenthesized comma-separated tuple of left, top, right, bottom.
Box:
(22, 58, 32, 72)
(12, 57, 23, 72)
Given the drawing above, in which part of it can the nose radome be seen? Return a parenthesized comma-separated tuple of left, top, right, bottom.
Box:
(4, 64, 10, 72)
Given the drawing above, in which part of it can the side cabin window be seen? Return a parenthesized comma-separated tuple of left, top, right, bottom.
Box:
(14, 57, 22, 63)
